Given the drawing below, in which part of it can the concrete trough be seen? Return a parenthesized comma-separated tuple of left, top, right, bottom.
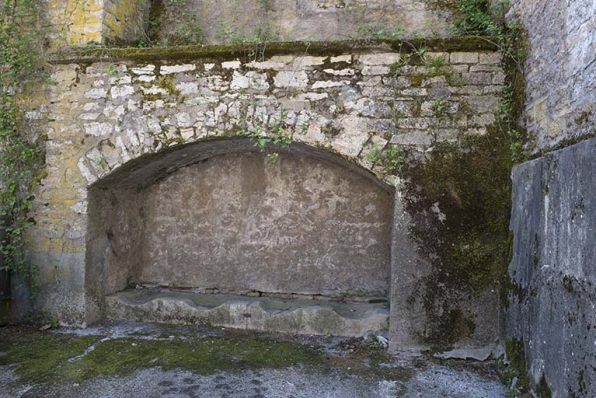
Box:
(106, 288, 389, 337)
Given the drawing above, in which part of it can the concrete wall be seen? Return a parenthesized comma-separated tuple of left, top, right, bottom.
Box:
(507, 137, 596, 397)
(152, 0, 451, 45)
(509, 0, 596, 153)
(139, 151, 392, 297)
(45, 0, 451, 47)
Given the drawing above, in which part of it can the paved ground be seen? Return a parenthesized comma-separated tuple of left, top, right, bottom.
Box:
(0, 322, 507, 398)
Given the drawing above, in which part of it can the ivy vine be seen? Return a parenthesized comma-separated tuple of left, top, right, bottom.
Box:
(0, 0, 47, 297)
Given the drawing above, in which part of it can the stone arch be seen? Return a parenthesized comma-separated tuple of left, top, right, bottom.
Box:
(84, 137, 395, 328)
(86, 136, 393, 191)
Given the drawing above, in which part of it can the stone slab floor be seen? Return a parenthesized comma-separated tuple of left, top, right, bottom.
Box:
(0, 322, 507, 398)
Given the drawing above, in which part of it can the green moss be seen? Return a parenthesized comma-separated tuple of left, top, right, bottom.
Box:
(143, 92, 164, 102)
(397, 125, 516, 348)
(496, 337, 531, 394)
(74, 336, 322, 379)
(421, 309, 476, 352)
(410, 73, 424, 87)
(156, 75, 180, 96)
(0, 330, 102, 383)
(50, 37, 499, 65)
(404, 129, 514, 290)
(536, 373, 552, 398)
(0, 327, 413, 385)
(0, 329, 323, 384)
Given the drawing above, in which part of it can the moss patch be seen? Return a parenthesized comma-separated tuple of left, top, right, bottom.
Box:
(49, 37, 499, 65)
(400, 128, 515, 349)
(156, 75, 180, 97)
(0, 326, 414, 386)
(495, 337, 530, 395)
(536, 373, 552, 398)
(0, 329, 102, 384)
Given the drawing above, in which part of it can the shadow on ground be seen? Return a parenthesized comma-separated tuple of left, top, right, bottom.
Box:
(0, 321, 506, 397)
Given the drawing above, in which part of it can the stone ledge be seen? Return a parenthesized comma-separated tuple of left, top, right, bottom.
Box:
(50, 37, 500, 64)
(105, 289, 389, 337)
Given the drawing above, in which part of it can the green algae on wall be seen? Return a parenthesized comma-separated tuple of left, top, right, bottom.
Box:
(399, 128, 516, 351)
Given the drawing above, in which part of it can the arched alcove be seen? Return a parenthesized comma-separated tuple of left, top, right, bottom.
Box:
(85, 138, 394, 336)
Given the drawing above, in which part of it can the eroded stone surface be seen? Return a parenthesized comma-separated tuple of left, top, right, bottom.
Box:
(507, 137, 596, 396)
(139, 152, 392, 297)
(155, 0, 451, 46)
(105, 289, 389, 337)
(509, 0, 596, 152)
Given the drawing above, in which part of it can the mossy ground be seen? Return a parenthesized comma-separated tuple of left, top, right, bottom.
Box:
(0, 326, 410, 386)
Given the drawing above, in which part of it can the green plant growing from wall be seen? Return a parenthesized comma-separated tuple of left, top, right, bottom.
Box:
(352, 23, 405, 40)
(507, 129, 528, 164)
(450, 0, 525, 64)
(431, 99, 448, 117)
(365, 144, 406, 175)
(106, 63, 117, 76)
(0, 0, 48, 300)
(236, 112, 293, 161)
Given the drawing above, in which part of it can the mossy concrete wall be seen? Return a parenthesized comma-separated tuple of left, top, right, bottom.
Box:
(150, 0, 451, 46)
(22, 41, 505, 351)
(46, 0, 451, 47)
(506, 137, 596, 397)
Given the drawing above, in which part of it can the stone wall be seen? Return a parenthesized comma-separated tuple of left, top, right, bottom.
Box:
(47, 0, 104, 45)
(509, 0, 596, 153)
(46, 0, 149, 46)
(152, 0, 451, 45)
(504, 1, 596, 395)
(23, 40, 505, 350)
(507, 137, 596, 397)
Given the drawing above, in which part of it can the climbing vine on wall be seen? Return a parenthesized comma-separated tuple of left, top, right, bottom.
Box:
(0, 0, 47, 295)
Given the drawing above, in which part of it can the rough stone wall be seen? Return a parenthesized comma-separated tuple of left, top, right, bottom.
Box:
(152, 0, 451, 45)
(48, 46, 506, 189)
(504, 1, 596, 395)
(46, 0, 149, 46)
(139, 151, 392, 297)
(103, 0, 149, 44)
(507, 137, 596, 397)
(24, 42, 505, 352)
(47, 0, 104, 45)
(509, 0, 596, 153)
